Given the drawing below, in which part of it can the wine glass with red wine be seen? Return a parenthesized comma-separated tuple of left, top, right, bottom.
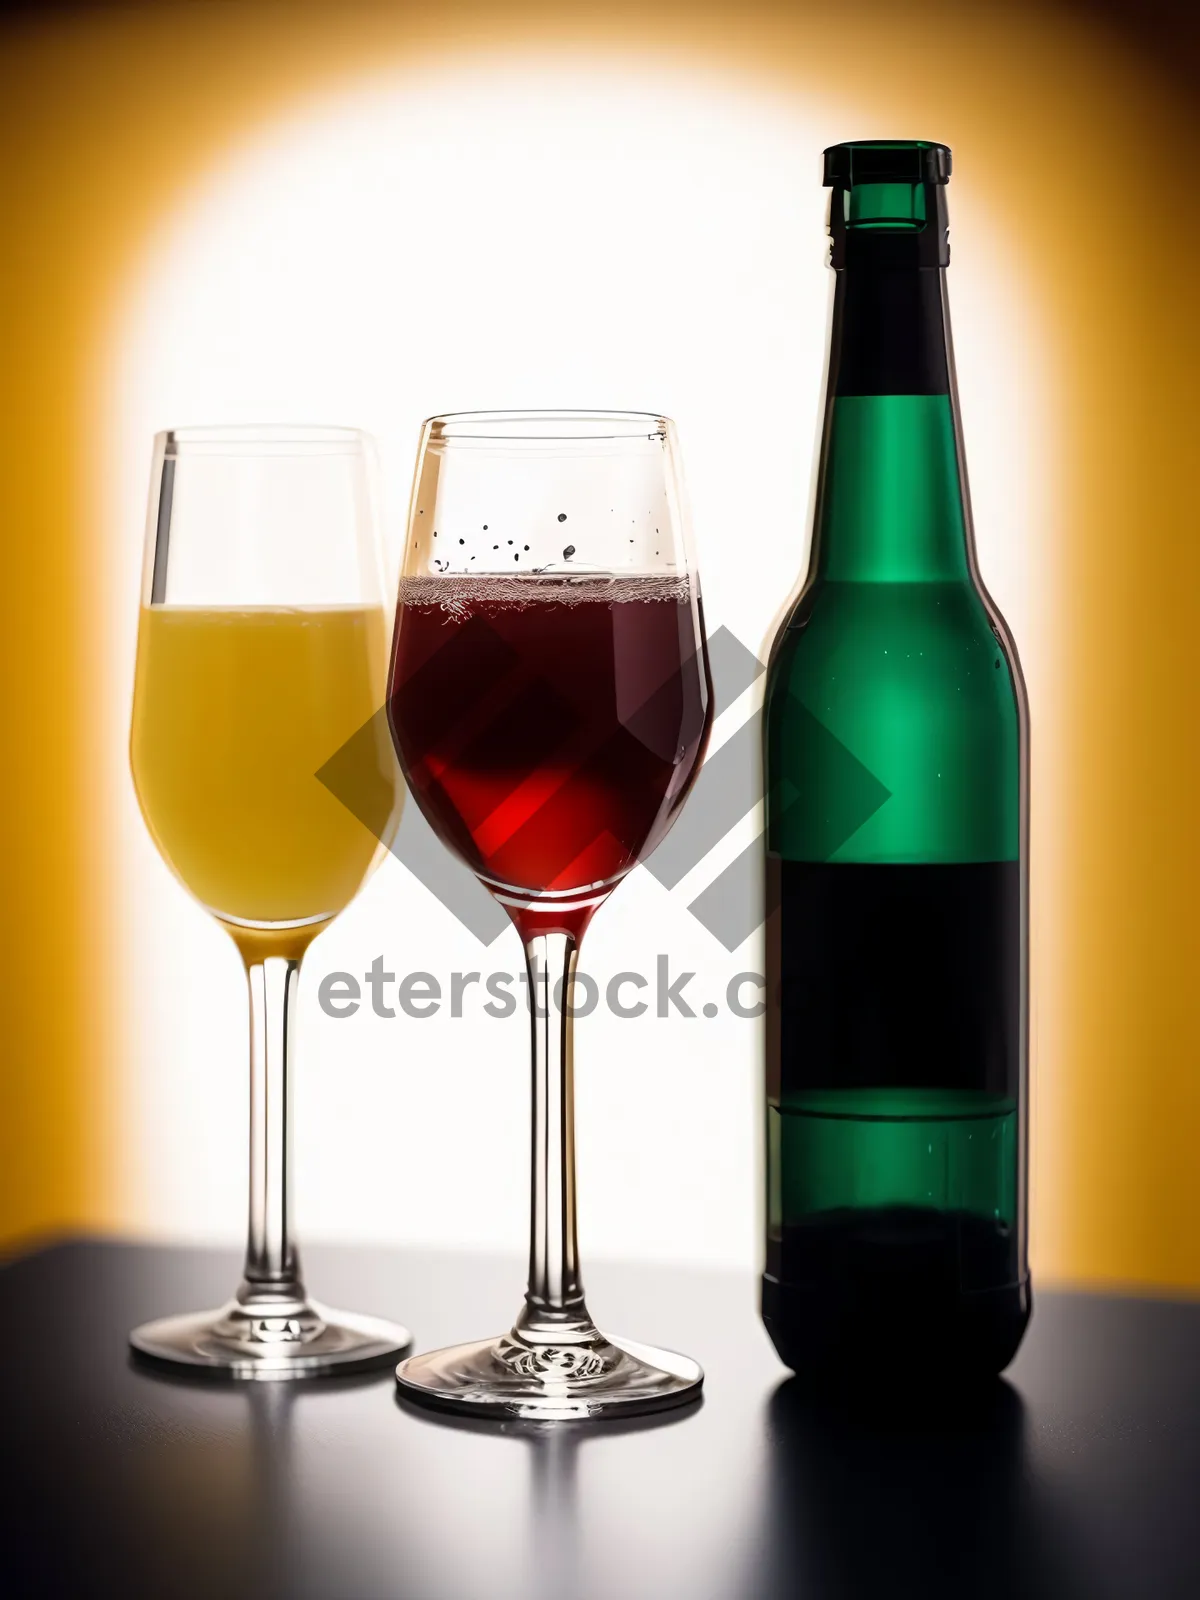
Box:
(387, 411, 713, 1420)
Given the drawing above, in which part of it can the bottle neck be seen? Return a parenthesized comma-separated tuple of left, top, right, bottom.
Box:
(831, 264, 950, 398)
(812, 265, 970, 584)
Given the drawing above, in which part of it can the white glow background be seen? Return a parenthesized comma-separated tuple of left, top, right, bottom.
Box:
(104, 54, 1046, 1269)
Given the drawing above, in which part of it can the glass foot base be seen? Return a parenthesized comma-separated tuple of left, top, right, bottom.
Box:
(130, 1298, 412, 1380)
(395, 1327, 703, 1421)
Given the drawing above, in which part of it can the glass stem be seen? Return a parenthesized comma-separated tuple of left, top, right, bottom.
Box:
(514, 931, 591, 1342)
(237, 954, 306, 1308)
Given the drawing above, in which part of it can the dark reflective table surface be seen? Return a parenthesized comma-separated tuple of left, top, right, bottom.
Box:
(3, 1241, 1199, 1598)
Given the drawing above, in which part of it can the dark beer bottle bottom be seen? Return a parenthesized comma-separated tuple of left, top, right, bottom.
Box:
(762, 1207, 1031, 1383)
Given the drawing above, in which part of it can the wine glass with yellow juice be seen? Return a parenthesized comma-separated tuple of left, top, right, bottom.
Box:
(129, 426, 410, 1376)
(133, 604, 390, 929)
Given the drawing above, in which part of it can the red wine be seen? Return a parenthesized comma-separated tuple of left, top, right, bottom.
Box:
(388, 574, 711, 932)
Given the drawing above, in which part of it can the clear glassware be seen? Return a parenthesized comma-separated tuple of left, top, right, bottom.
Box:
(129, 425, 410, 1377)
(387, 411, 712, 1419)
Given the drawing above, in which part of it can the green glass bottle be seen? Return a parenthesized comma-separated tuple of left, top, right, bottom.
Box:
(762, 141, 1030, 1380)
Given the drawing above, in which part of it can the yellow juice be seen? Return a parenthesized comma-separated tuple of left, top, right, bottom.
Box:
(131, 605, 399, 929)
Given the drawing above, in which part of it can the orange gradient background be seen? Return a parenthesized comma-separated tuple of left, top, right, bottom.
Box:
(1, 0, 1196, 1290)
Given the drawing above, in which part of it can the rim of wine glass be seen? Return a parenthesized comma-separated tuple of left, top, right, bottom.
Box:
(157, 424, 373, 457)
(424, 410, 672, 443)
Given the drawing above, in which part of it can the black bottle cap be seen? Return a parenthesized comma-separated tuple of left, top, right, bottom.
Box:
(823, 141, 952, 188)
(823, 141, 951, 269)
